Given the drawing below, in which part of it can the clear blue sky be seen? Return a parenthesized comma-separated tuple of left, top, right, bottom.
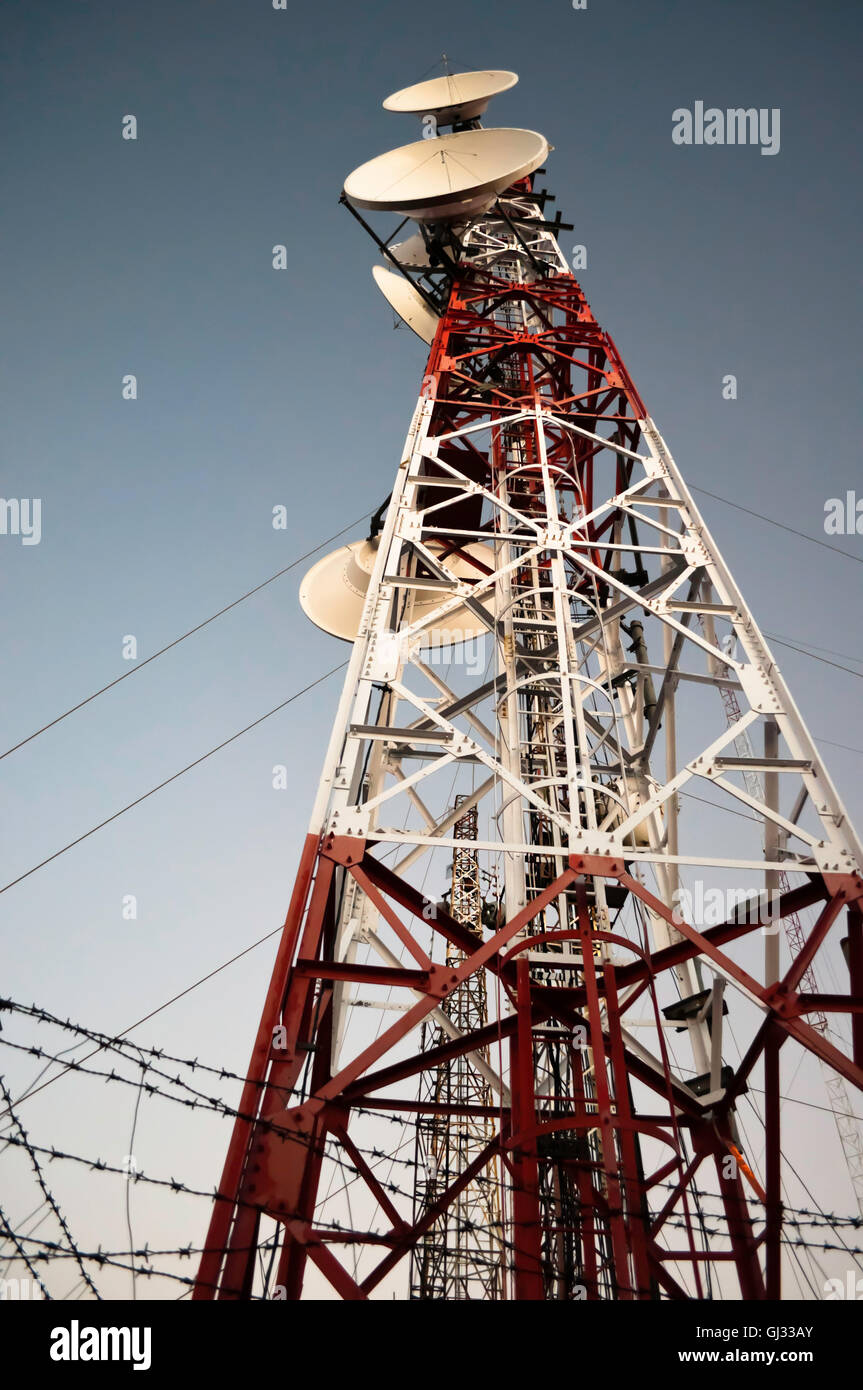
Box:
(1, 0, 861, 1297)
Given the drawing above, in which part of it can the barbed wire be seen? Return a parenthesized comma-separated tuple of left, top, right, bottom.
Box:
(2, 1118, 861, 1255)
(0, 1075, 101, 1298)
(3, 998, 863, 1301)
(0, 1201, 53, 1299)
(3, 1003, 862, 1228)
(5, 1173, 863, 1306)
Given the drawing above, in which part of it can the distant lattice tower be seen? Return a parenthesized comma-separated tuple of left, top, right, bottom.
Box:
(410, 798, 504, 1299)
(195, 68, 863, 1302)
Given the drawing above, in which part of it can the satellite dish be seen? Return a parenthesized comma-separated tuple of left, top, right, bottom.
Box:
(389, 231, 432, 270)
(373, 266, 440, 345)
(383, 70, 519, 125)
(343, 128, 550, 223)
(300, 537, 496, 644)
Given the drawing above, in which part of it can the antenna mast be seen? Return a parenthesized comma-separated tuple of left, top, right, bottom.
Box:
(194, 68, 863, 1302)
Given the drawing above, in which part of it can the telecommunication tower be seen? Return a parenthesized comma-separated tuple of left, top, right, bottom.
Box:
(195, 68, 863, 1301)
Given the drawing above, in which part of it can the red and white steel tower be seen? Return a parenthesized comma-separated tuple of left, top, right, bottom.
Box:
(195, 68, 863, 1301)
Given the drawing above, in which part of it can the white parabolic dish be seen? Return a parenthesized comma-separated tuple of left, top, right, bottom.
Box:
(299, 538, 496, 644)
(382, 69, 518, 124)
(343, 128, 550, 222)
(372, 266, 440, 345)
(389, 231, 432, 270)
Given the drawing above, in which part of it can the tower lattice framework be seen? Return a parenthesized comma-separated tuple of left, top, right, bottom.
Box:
(195, 146, 863, 1302)
(410, 798, 504, 1299)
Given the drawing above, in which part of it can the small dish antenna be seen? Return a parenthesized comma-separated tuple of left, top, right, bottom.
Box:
(388, 231, 433, 270)
(372, 265, 440, 345)
(382, 70, 519, 126)
(300, 537, 496, 644)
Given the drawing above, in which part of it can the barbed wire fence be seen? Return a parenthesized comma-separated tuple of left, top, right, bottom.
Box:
(1, 998, 862, 1302)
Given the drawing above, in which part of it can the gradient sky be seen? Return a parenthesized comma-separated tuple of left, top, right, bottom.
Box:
(2, 0, 862, 1299)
